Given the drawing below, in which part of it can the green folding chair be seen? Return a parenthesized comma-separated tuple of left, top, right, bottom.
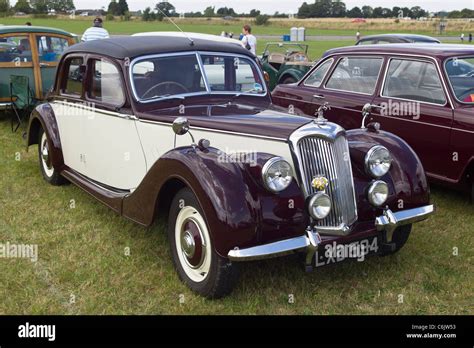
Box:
(10, 75, 36, 133)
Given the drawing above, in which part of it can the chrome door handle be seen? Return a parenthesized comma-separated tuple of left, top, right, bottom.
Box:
(312, 94, 325, 99)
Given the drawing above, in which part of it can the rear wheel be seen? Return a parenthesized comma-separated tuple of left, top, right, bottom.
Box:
(38, 128, 67, 186)
(470, 181, 474, 204)
(167, 187, 239, 298)
(380, 225, 412, 256)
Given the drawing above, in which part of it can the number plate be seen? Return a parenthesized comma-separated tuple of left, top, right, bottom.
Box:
(314, 236, 379, 268)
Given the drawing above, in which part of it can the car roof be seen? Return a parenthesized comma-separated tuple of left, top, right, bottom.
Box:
(323, 43, 474, 59)
(359, 33, 440, 42)
(0, 25, 74, 37)
(132, 31, 243, 46)
(64, 35, 253, 60)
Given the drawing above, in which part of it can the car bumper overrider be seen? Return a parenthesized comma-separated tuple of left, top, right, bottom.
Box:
(228, 205, 435, 267)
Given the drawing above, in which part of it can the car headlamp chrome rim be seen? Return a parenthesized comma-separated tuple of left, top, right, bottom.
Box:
(262, 157, 293, 193)
(365, 145, 392, 178)
(368, 180, 389, 207)
(308, 192, 332, 220)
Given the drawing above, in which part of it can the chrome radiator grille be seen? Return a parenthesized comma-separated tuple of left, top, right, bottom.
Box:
(297, 135, 357, 229)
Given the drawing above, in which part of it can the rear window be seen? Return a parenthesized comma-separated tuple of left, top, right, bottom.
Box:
(62, 57, 83, 96)
(445, 57, 474, 103)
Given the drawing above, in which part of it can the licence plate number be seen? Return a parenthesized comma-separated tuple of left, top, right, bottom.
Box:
(315, 236, 379, 268)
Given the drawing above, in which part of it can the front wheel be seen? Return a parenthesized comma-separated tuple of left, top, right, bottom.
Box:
(167, 188, 239, 298)
(379, 225, 412, 256)
(38, 128, 67, 186)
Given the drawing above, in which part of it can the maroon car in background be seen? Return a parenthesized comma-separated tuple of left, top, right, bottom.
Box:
(272, 44, 474, 201)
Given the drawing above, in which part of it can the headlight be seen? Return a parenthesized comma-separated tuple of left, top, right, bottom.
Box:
(365, 145, 392, 178)
(262, 157, 293, 193)
(308, 193, 332, 220)
(368, 180, 389, 207)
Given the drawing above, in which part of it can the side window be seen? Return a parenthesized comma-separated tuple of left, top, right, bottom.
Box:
(36, 35, 70, 63)
(0, 35, 32, 63)
(62, 57, 84, 96)
(326, 57, 383, 94)
(383, 59, 447, 105)
(89, 59, 125, 106)
(305, 59, 333, 87)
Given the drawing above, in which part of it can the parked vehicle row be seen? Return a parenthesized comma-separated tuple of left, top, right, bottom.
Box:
(272, 44, 474, 201)
(26, 36, 435, 298)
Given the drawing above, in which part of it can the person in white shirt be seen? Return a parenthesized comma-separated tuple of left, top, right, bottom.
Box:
(241, 24, 257, 56)
(81, 18, 110, 42)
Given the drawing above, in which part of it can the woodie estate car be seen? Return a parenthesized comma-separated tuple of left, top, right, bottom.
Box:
(27, 36, 434, 298)
(0, 26, 77, 102)
(272, 44, 474, 201)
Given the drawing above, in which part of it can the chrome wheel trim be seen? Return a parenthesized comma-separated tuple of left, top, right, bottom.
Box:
(175, 206, 211, 283)
(40, 132, 54, 178)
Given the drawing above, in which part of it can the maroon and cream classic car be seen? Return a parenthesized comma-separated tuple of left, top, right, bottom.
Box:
(272, 44, 474, 201)
(27, 36, 434, 298)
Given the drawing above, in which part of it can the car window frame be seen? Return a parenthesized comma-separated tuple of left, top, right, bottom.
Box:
(443, 55, 474, 106)
(380, 56, 448, 107)
(33, 33, 72, 66)
(59, 55, 86, 99)
(85, 55, 127, 109)
(129, 51, 268, 104)
(323, 55, 385, 96)
(0, 33, 35, 68)
(303, 57, 334, 88)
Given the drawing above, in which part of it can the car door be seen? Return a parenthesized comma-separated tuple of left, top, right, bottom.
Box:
(300, 55, 384, 129)
(80, 57, 147, 190)
(34, 34, 74, 98)
(0, 33, 37, 100)
(370, 57, 453, 178)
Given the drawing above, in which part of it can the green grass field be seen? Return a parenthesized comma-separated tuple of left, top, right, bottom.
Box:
(0, 16, 469, 38)
(0, 117, 472, 315)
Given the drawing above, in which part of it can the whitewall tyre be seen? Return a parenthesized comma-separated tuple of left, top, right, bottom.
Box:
(168, 187, 239, 298)
(38, 128, 67, 186)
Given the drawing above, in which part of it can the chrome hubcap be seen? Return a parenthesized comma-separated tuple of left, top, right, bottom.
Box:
(181, 230, 196, 258)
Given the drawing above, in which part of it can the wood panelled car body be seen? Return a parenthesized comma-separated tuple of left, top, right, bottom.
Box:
(272, 44, 474, 201)
(27, 36, 433, 298)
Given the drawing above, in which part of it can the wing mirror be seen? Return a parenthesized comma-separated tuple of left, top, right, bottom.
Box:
(361, 103, 382, 129)
(172, 117, 190, 136)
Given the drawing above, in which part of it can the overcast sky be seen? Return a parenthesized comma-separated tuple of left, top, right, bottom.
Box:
(10, 0, 474, 13)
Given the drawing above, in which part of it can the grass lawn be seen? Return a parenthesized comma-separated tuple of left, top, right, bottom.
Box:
(0, 17, 469, 38)
(0, 116, 472, 315)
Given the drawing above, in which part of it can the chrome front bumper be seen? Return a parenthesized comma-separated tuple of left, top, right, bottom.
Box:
(228, 205, 435, 263)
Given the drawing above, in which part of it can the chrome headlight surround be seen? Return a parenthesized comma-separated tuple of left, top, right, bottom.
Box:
(308, 192, 332, 220)
(262, 157, 294, 193)
(365, 145, 392, 178)
(368, 180, 389, 207)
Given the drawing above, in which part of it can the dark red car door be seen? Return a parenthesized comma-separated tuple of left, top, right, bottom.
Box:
(369, 57, 454, 178)
(273, 55, 385, 130)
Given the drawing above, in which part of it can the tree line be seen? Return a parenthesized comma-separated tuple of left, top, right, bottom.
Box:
(0, 0, 472, 19)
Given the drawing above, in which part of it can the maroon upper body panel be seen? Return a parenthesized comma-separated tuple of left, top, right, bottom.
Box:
(273, 43, 474, 190)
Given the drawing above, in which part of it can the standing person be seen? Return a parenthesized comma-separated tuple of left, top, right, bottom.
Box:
(469, 33, 472, 43)
(356, 31, 361, 42)
(81, 18, 110, 42)
(461, 33, 465, 43)
(241, 24, 257, 56)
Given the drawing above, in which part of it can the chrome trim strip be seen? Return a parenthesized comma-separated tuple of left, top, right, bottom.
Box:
(53, 100, 138, 120)
(375, 205, 435, 242)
